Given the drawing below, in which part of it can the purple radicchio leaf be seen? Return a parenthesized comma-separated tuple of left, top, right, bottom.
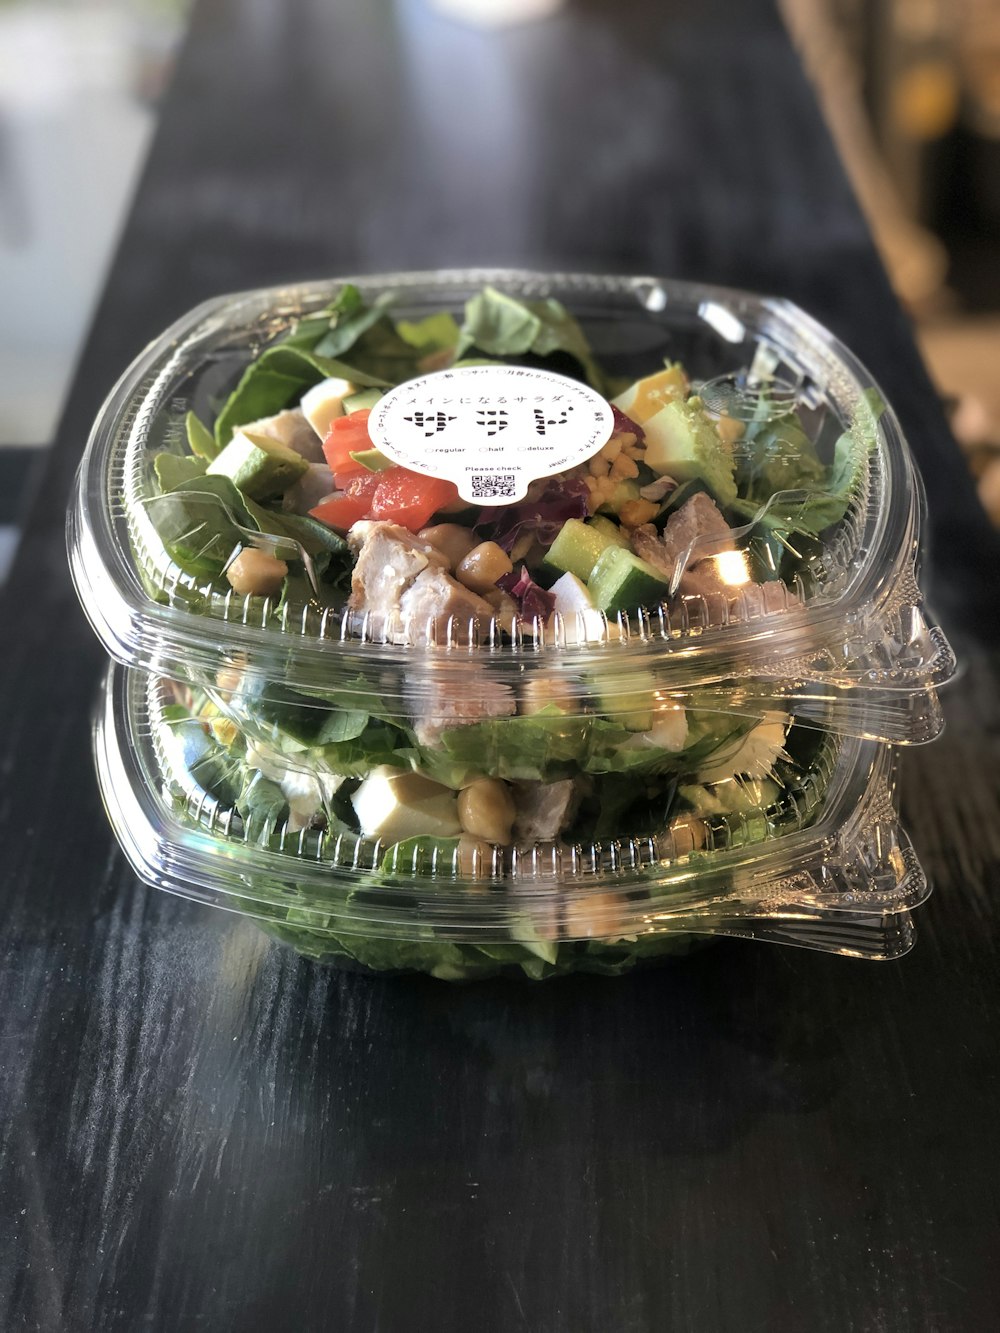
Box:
(496, 565, 556, 623)
(476, 476, 591, 552)
(610, 404, 644, 441)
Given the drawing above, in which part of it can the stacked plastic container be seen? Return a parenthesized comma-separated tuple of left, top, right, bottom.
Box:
(69, 271, 955, 979)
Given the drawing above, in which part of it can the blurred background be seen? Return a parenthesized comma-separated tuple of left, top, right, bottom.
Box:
(1, 0, 999, 579)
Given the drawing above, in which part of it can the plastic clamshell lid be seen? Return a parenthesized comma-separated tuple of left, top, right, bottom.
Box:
(94, 665, 929, 967)
(69, 271, 955, 740)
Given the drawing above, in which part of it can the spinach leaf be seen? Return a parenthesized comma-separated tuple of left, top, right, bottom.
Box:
(736, 412, 826, 500)
(240, 499, 348, 561)
(144, 474, 258, 578)
(729, 389, 884, 540)
(314, 708, 371, 744)
(312, 288, 395, 358)
(149, 454, 351, 590)
(214, 345, 388, 448)
(318, 720, 411, 775)
(457, 288, 540, 359)
(397, 312, 460, 355)
(185, 410, 220, 461)
(153, 452, 207, 491)
(309, 285, 424, 384)
(454, 287, 605, 390)
(237, 770, 290, 845)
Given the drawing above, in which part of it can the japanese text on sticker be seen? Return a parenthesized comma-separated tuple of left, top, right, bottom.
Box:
(368, 365, 615, 504)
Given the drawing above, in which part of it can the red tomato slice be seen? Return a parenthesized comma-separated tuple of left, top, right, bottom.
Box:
(321, 409, 373, 471)
(309, 492, 371, 531)
(369, 468, 460, 531)
(310, 468, 385, 532)
(333, 463, 384, 493)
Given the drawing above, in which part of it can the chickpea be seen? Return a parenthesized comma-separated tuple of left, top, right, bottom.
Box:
(670, 814, 708, 856)
(520, 676, 575, 715)
(600, 434, 623, 461)
(562, 892, 625, 941)
(225, 547, 288, 598)
(456, 834, 495, 879)
(455, 541, 513, 594)
(482, 589, 519, 634)
(215, 658, 245, 696)
(458, 779, 516, 844)
(417, 523, 478, 569)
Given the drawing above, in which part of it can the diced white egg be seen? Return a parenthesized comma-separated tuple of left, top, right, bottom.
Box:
(646, 706, 689, 752)
(300, 377, 356, 439)
(548, 571, 617, 643)
(351, 767, 462, 842)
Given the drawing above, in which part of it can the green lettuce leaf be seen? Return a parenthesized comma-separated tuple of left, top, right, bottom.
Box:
(436, 707, 594, 782)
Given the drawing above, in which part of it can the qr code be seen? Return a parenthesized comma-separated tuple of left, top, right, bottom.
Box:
(471, 472, 517, 499)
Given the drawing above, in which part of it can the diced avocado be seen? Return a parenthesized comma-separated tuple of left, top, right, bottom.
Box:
(206, 430, 309, 501)
(612, 363, 689, 425)
(597, 478, 642, 515)
(587, 546, 672, 615)
(348, 447, 394, 472)
(351, 767, 461, 842)
(343, 387, 384, 414)
(593, 667, 658, 730)
(544, 518, 621, 582)
(643, 398, 737, 505)
(588, 515, 629, 547)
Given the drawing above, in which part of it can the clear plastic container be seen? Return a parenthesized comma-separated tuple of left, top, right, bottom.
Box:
(91, 665, 928, 980)
(68, 270, 954, 745)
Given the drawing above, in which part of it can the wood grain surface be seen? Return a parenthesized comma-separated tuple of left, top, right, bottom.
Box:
(1, 1, 998, 1329)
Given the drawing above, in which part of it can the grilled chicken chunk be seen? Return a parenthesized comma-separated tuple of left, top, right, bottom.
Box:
(347, 521, 449, 621)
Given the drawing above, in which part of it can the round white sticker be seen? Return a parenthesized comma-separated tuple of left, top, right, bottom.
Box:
(367, 365, 615, 506)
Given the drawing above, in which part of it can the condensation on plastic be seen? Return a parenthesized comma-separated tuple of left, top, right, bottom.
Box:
(68, 271, 955, 744)
(91, 666, 928, 974)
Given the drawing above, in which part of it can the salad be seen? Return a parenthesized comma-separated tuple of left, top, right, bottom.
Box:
(147, 283, 882, 637)
(137, 283, 885, 861)
(154, 674, 841, 979)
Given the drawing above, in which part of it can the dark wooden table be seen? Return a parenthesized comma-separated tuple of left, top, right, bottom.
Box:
(3, 1, 999, 1328)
